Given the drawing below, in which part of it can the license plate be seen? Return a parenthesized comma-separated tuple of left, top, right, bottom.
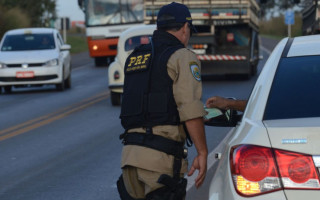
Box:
(16, 71, 35, 78)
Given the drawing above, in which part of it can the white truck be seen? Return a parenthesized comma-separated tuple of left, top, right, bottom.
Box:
(144, 0, 261, 78)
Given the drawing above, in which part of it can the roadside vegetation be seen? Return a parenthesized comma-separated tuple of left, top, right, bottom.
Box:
(260, 15, 302, 39)
(0, 7, 31, 39)
(0, 0, 55, 38)
(66, 30, 88, 55)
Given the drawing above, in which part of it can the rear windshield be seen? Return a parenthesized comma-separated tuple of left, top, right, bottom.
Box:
(264, 56, 320, 120)
(124, 35, 151, 51)
(1, 33, 55, 51)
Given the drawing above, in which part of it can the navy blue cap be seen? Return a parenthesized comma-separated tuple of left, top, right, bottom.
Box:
(157, 2, 197, 33)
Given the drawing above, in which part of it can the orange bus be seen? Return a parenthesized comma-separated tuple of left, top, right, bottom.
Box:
(78, 0, 144, 66)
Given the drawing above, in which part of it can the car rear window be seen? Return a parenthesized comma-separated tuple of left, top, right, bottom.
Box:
(264, 55, 320, 120)
(1, 33, 55, 51)
(125, 35, 151, 51)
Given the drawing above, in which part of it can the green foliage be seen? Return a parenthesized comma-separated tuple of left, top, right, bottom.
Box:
(66, 35, 88, 54)
(0, 0, 56, 27)
(260, 0, 308, 18)
(0, 7, 31, 39)
(260, 14, 302, 37)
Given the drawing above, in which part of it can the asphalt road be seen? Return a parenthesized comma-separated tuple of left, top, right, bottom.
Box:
(0, 37, 279, 200)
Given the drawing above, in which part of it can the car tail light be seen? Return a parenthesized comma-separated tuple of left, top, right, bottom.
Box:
(275, 149, 320, 189)
(231, 145, 320, 197)
(231, 145, 281, 196)
(114, 71, 120, 80)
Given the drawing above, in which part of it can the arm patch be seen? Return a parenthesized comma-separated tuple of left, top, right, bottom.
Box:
(189, 62, 201, 81)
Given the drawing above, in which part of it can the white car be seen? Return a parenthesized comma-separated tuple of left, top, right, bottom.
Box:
(108, 24, 156, 105)
(0, 28, 72, 93)
(208, 35, 320, 200)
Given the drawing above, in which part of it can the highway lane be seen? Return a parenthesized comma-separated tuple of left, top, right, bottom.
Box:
(0, 37, 279, 200)
(0, 62, 122, 199)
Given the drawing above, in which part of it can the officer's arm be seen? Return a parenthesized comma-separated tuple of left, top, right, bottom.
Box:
(167, 49, 208, 188)
(185, 117, 208, 188)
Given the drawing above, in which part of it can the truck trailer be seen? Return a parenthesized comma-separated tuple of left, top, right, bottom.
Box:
(144, 0, 261, 78)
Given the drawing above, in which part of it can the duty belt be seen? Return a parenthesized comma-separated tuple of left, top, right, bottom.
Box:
(119, 128, 188, 198)
(120, 132, 186, 159)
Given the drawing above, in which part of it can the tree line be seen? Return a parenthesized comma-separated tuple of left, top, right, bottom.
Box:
(0, 0, 56, 38)
(260, 0, 312, 18)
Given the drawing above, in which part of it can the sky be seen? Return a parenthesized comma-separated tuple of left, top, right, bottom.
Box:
(56, 0, 85, 21)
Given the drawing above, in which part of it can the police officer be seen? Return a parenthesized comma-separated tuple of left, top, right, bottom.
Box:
(117, 2, 208, 200)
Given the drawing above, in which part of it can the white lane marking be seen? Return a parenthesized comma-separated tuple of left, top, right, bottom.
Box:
(73, 63, 93, 71)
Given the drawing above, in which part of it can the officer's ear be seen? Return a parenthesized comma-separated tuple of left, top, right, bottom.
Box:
(180, 22, 190, 47)
(183, 22, 189, 33)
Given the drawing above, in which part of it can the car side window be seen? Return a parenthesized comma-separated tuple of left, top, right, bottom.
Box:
(264, 55, 320, 120)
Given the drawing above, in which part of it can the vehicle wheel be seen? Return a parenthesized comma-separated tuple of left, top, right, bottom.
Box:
(65, 74, 71, 89)
(251, 64, 257, 76)
(56, 68, 66, 91)
(245, 73, 251, 80)
(4, 86, 12, 93)
(107, 56, 115, 66)
(56, 81, 65, 91)
(94, 57, 107, 67)
(111, 92, 121, 106)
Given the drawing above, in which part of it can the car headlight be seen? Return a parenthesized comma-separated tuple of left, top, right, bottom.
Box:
(46, 59, 59, 67)
(0, 62, 7, 69)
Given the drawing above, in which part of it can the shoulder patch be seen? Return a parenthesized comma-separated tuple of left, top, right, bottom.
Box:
(190, 62, 201, 81)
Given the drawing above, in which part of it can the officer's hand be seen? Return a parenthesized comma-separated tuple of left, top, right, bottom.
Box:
(187, 153, 207, 188)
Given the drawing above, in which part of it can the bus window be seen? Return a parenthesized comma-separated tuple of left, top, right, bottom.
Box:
(87, 0, 143, 26)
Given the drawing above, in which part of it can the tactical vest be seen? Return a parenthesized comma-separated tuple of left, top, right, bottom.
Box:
(120, 32, 184, 130)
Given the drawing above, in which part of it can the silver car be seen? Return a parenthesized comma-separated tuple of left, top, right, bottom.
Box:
(0, 28, 71, 93)
(208, 34, 320, 199)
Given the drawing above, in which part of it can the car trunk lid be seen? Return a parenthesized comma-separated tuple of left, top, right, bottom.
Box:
(264, 117, 320, 155)
(264, 117, 320, 199)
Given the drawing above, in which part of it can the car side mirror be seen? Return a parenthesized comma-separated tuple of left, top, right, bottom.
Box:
(205, 108, 242, 127)
(61, 44, 71, 51)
